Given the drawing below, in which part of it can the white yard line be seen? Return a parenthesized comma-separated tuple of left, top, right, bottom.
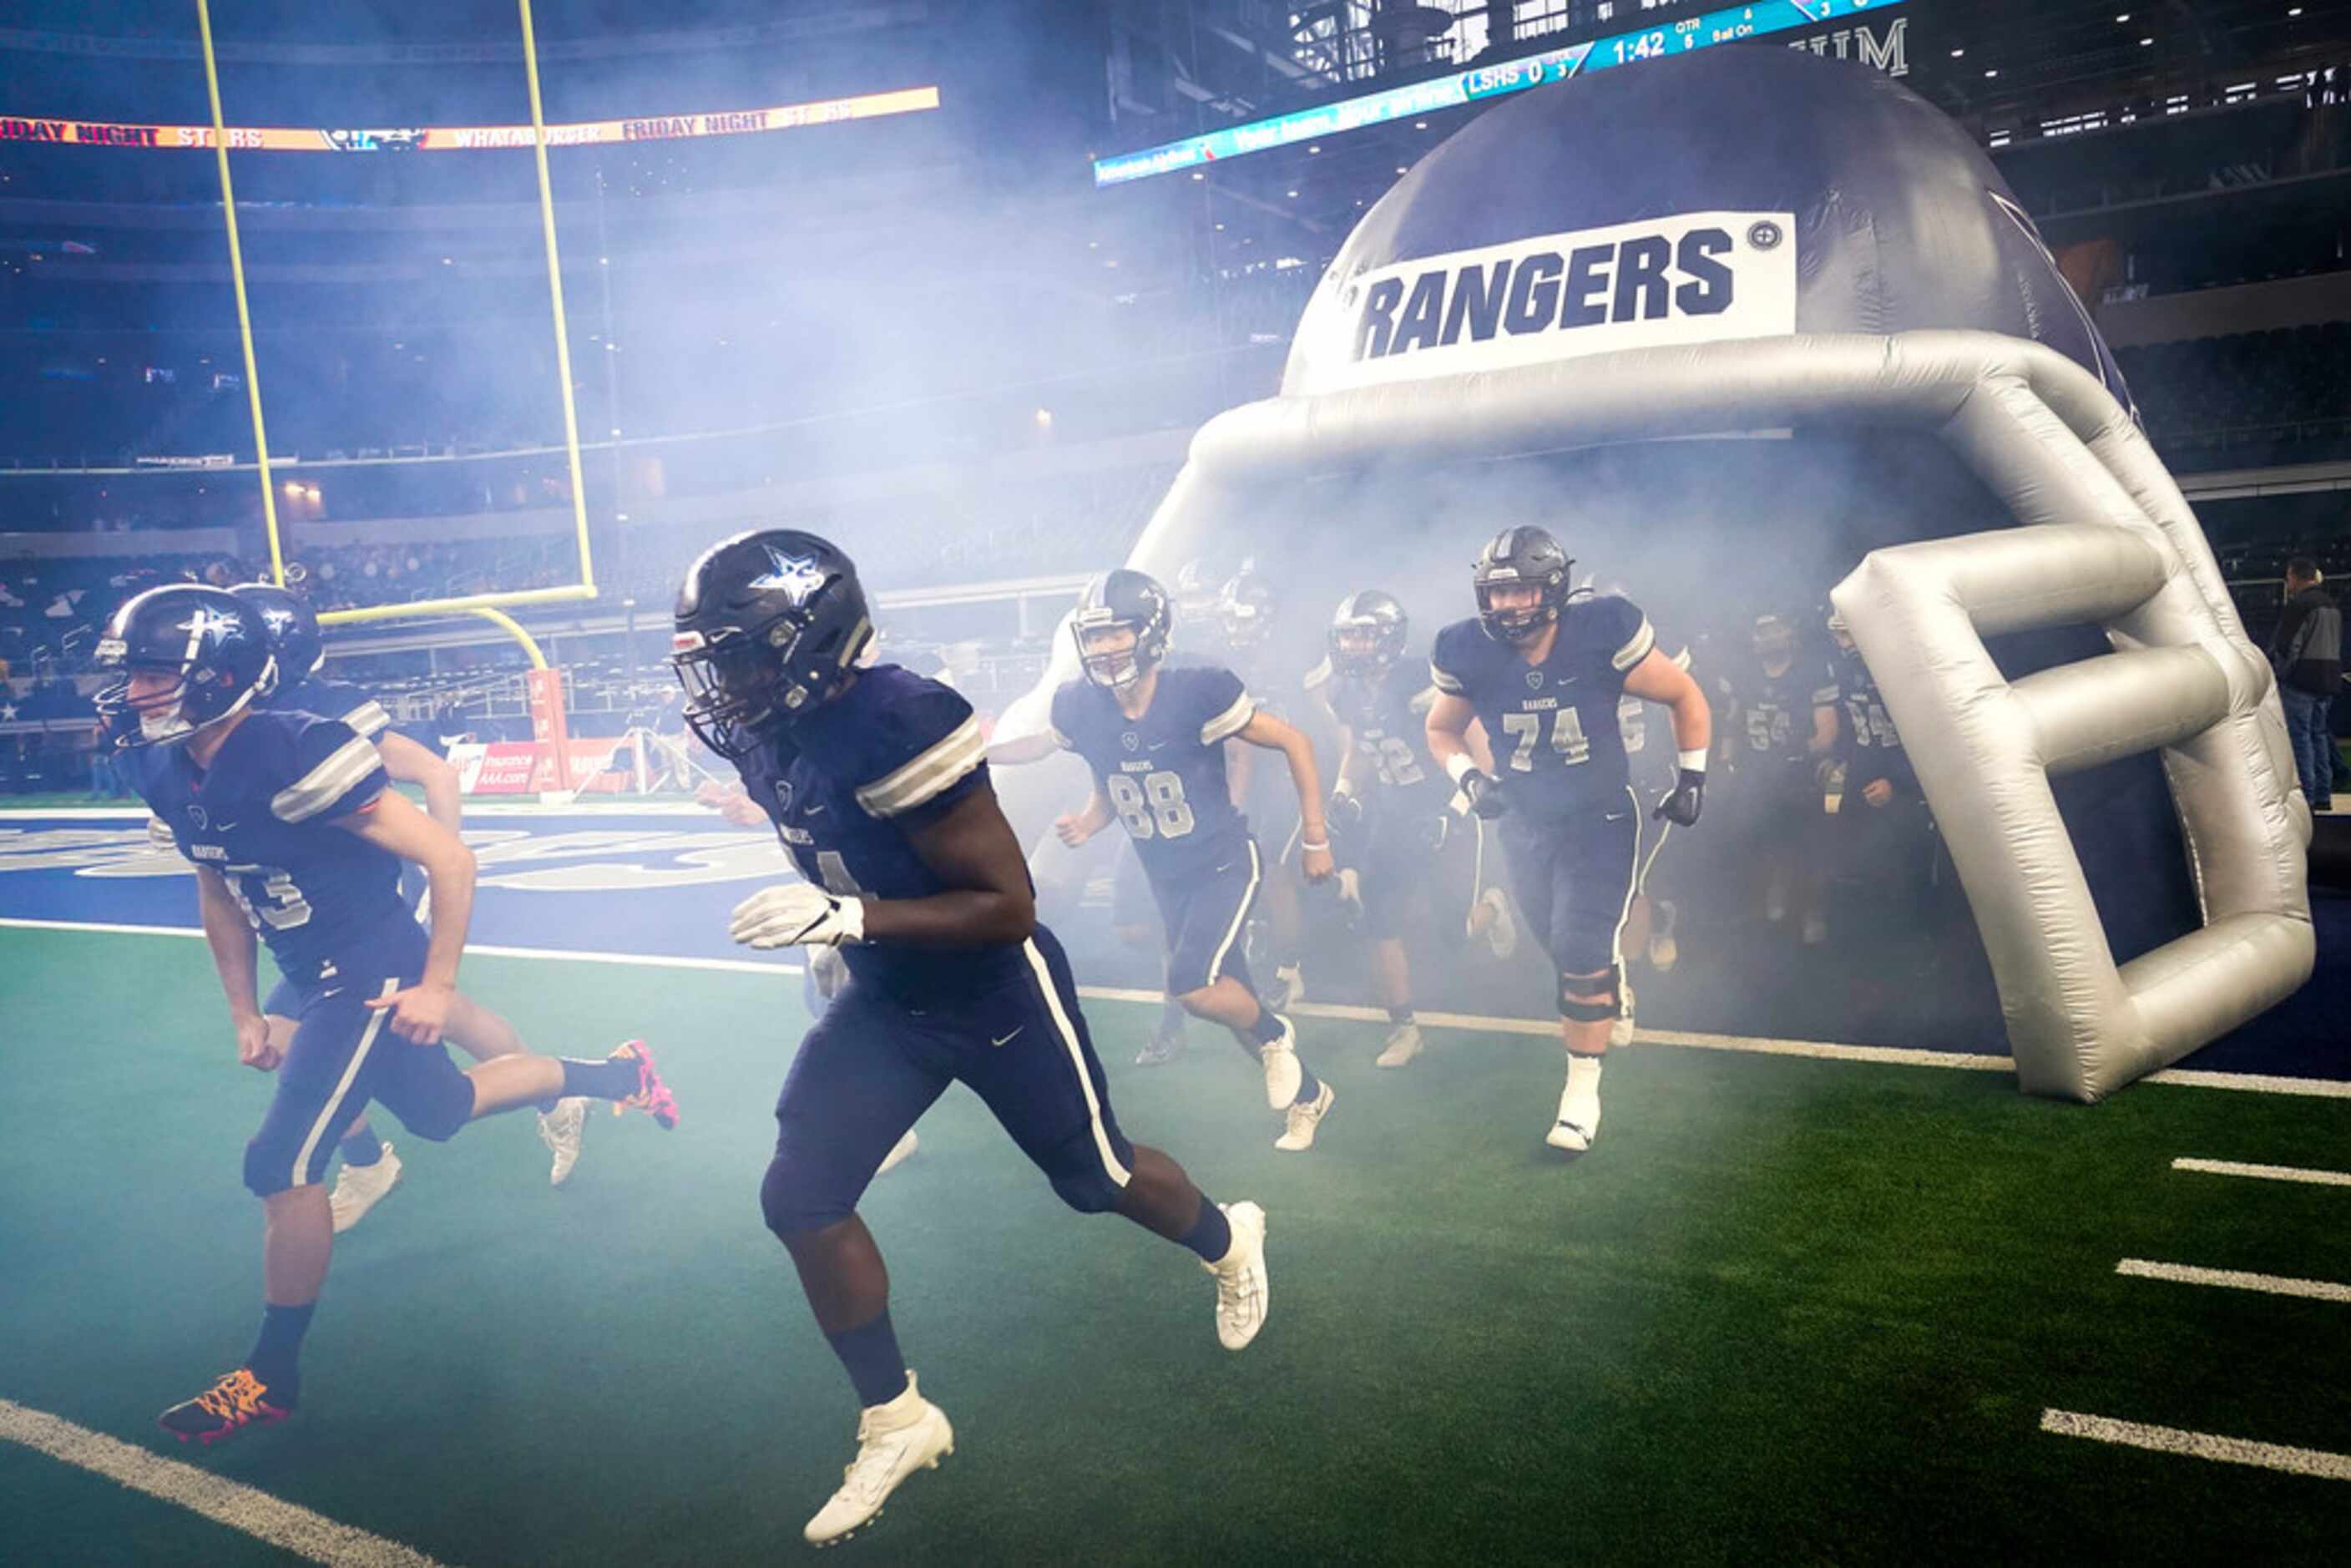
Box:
(2171, 1156, 2351, 1188)
(1, 917, 2343, 1098)
(2040, 1409, 2351, 1482)
(2115, 1258, 2351, 1303)
(0, 1397, 449, 1565)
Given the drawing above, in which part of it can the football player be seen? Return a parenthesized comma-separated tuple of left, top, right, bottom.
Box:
(99, 585, 677, 1449)
(1212, 564, 1312, 1012)
(1823, 608, 1932, 953)
(675, 533, 1272, 1546)
(231, 582, 595, 1214)
(1425, 527, 1711, 1155)
(995, 569, 1341, 1151)
(1321, 589, 1517, 1068)
(1716, 612, 1841, 943)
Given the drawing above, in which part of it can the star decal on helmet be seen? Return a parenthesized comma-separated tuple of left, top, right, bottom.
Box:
(750, 547, 829, 605)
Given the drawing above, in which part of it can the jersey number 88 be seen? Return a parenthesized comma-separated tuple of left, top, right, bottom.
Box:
(1108, 771, 1195, 839)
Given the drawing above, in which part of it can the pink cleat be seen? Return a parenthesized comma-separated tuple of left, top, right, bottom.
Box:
(609, 1040, 679, 1130)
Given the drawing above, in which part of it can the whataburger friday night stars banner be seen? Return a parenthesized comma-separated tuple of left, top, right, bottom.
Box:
(1094, 0, 1907, 186)
(0, 83, 939, 152)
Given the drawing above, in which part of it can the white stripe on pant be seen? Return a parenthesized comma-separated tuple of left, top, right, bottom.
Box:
(288, 978, 397, 1188)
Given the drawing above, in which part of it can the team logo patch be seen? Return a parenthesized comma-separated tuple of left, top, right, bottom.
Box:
(749, 547, 829, 605)
(1747, 220, 1784, 250)
(772, 780, 794, 812)
(1121, 731, 1140, 751)
(1526, 670, 1545, 690)
(186, 804, 207, 829)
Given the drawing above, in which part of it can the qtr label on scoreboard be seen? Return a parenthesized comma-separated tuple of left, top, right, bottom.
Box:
(1293, 210, 1798, 395)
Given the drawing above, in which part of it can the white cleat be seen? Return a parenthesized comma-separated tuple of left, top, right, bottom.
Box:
(1203, 1201, 1270, 1350)
(1479, 887, 1519, 961)
(537, 1097, 590, 1187)
(1546, 1070, 1603, 1156)
(803, 1373, 955, 1547)
(1273, 1081, 1337, 1152)
(327, 1143, 402, 1233)
(1610, 980, 1636, 1049)
(1256, 1017, 1302, 1109)
(876, 1130, 919, 1176)
(1374, 1023, 1423, 1069)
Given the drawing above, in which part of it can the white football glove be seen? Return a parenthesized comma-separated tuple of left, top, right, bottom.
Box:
(730, 881, 867, 950)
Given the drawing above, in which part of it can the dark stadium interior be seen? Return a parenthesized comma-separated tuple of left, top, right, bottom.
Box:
(2, 2, 2347, 1561)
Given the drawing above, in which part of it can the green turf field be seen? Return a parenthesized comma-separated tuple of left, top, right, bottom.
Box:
(3, 927, 2345, 1564)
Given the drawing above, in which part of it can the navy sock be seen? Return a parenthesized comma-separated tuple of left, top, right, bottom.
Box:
(336, 1125, 382, 1167)
(1388, 1006, 1416, 1026)
(1249, 1009, 1287, 1047)
(1179, 1197, 1233, 1263)
(559, 1055, 638, 1100)
(1292, 1065, 1323, 1106)
(247, 1302, 315, 1398)
(826, 1311, 910, 1409)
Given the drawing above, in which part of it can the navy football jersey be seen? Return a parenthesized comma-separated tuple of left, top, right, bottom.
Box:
(1329, 658, 1447, 822)
(269, 672, 392, 741)
(1618, 637, 1691, 787)
(736, 665, 1017, 1005)
(1050, 660, 1256, 884)
(119, 711, 414, 987)
(1833, 653, 1914, 790)
(1429, 594, 1655, 819)
(1718, 656, 1839, 771)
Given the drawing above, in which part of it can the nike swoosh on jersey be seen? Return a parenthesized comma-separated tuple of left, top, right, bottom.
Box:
(992, 1028, 1024, 1047)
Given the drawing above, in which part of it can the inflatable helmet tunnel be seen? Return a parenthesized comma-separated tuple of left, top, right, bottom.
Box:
(999, 47, 2312, 1100)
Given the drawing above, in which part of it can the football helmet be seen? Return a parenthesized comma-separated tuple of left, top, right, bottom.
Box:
(1752, 613, 1797, 665)
(230, 581, 325, 682)
(671, 529, 873, 761)
(1473, 526, 1571, 645)
(1328, 590, 1409, 679)
(1172, 559, 1224, 630)
(1073, 569, 1171, 691)
(94, 584, 277, 749)
(1218, 566, 1277, 650)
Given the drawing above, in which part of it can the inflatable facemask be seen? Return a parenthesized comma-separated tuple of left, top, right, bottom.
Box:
(1001, 48, 2310, 1100)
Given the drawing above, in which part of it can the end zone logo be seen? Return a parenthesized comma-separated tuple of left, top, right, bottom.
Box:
(1300, 210, 1798, 394)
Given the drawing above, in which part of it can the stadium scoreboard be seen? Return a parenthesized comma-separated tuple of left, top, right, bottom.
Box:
(1094, 0, 1908, 188)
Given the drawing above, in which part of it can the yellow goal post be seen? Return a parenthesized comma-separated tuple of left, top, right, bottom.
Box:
(195, 0, 597, 665)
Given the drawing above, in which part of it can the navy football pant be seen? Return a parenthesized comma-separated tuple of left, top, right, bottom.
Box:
(1496, 788, 1643, 984)
(1146, 837, 1262, 997)
(245, 937, 475, 1197)
(762, 924, 1134, 1233)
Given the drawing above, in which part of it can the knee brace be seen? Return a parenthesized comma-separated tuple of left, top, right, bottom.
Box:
(1559, 966, 1621, 1023)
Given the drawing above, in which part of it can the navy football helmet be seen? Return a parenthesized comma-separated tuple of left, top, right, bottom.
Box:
(1328, 590, 1409, 679)
(672, 529, 873, 760)
(1217, 565, 1277, 650)
(1473, 526, 1572, 645)
(1172, 559, 1224, 630)
(1073, 569, 1171, 691)
(94, 584, 277, 749)
(230, 581, 325, 681)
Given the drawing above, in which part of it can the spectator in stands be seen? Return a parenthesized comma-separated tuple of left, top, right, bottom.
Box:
(2270, 557, 2342, 811)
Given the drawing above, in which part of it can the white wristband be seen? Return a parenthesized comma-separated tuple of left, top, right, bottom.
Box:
(1300, 839, 1330, 854)
(1445, 751, 1478, 784)
(1677, 749, 1709, 773)
(837, 896, 868, 946)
